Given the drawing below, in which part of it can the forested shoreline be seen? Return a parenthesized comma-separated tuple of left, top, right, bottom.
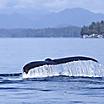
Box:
(0, 20, 104, 38)
(81, 21, 104, 38)
(0, 26, 81, 37)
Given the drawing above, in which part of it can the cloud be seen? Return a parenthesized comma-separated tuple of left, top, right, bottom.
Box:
(43, 0, 104, 13)
(0, 0, 8, 9)
(0, 0, 103, 13)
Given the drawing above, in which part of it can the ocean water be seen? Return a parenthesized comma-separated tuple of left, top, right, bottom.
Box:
(0, 38, 104, 104)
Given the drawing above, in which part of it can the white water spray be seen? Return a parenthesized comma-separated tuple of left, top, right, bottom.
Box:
(22, 60, 104, 78)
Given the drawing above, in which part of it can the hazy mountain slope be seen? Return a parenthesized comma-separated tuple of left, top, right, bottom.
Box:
(0, 8, 104, 28)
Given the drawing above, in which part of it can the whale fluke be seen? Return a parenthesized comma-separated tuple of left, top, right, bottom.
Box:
(23, 56, 98, 74)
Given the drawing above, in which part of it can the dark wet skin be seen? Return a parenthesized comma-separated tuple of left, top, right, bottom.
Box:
(23, 56, 98, 74)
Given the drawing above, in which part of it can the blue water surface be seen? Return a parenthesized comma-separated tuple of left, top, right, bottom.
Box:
(0, 38, 104, 104)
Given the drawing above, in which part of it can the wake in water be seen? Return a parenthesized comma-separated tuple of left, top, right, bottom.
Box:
(22, 60, 104, 79)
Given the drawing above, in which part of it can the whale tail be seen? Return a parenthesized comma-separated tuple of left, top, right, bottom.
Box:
(23, 56, 98, 74)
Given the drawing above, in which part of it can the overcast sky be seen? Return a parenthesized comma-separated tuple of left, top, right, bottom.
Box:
(0, 0, 104, 13)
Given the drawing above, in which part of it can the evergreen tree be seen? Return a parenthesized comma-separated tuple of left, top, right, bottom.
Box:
(81, 20, 104, 37)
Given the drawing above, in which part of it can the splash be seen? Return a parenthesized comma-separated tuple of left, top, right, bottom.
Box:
(22, 61, 104, 79)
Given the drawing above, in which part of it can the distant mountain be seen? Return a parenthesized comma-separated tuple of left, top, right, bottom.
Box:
(0, 8, 104, 28)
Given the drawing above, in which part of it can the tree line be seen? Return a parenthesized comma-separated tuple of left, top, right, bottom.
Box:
(0, 26, 81, 37)
(81, 20, 104, 37)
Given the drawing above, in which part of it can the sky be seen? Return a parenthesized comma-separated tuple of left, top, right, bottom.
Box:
(0, 0, 104, 13)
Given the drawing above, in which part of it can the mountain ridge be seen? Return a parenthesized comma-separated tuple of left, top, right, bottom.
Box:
(0, 8, 104, 28)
